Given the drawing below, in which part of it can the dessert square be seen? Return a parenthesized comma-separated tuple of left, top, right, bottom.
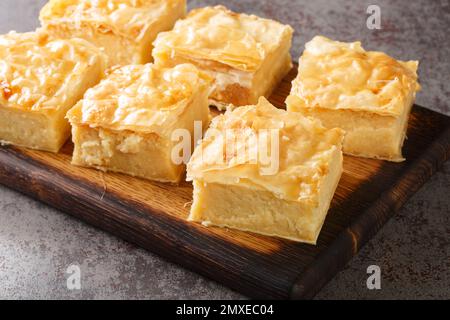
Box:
(66, 63, 211, 183)
(153, 5, 294, 110)
(39, 0, 186, 67)
(286, 36, 420, 162)
(187, 97, 344, 244)
(0, 31, 106, 153)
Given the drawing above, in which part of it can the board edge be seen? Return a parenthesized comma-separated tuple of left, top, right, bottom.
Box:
(289, 123, 450, 300)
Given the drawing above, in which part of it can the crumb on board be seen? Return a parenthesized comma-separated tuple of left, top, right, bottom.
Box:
(99, 171, 107, 200)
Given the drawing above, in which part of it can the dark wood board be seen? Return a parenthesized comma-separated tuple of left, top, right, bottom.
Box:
(0, 67, 449, 299)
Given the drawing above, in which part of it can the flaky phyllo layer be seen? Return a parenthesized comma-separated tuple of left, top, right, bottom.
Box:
(0, 31, 106, 113)
(187, 97, 344, 205)
(40, 0, 185, 41)
(286, 36, 420, 117)
(66, 63, 212, 136)
(153, 5, 293, 72)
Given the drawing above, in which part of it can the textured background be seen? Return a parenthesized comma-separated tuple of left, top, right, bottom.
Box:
(0, 0, 449, 299)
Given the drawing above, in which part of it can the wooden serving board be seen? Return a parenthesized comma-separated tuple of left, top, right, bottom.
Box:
(0, 68, 449, 299)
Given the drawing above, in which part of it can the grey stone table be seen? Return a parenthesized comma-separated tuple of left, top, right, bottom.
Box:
(0, 0, 449, 299)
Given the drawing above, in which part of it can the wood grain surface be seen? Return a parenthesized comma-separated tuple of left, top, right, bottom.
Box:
(0, 67, 449, 299)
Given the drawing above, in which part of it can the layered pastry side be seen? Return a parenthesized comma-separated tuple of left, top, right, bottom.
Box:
(39, 0, 187, 67)
(0, 31, 106, 153)
(66, 63, 211, 183)
(152, 5, 294, 110)
(186, 97, 345, 244)
(286, 36, 420, 162)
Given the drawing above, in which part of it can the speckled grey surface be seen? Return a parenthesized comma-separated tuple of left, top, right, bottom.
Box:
(0, 0, 449, 300)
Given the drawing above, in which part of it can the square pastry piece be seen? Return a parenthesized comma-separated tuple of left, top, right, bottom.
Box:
(0, 31, 106, 152)
(39, 0, 186, 67)
(66, 64, 211, 183)
(153, 6, 294, 109)
(187, 98, 345, 244)
(286, 36, 420, 162)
